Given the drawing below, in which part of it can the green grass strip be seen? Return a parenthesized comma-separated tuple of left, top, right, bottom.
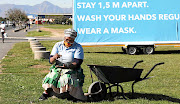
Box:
(0, 41, 179, 104)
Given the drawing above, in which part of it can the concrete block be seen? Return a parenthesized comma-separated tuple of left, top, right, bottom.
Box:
(30, 42, 41, 47)
(32, 47, 46, 52)
(34, 51, 50, 59)
(30, 44, 43, 48)
(28, 39, 36, 42)
(30, 40, 39, 43)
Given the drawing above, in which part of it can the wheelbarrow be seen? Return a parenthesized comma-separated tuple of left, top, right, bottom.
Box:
(87, 60, 164, 101)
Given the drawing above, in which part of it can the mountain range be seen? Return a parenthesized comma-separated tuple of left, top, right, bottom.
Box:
(0, 1, 72, 17)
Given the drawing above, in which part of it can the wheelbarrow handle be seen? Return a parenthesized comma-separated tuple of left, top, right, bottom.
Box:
(143, 62, 164, 79)
(156, 62, 165, 66)
(132, 60, 144, 68)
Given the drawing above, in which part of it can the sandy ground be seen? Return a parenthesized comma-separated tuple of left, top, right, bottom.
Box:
(40, 27, 64, 38)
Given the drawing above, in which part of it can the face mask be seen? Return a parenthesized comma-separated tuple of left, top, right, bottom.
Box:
(64, 41, 72, 47)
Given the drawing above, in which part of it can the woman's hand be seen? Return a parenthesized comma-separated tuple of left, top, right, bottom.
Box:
(53, 54, 61, 60)
(50, 54, 62, 64)
(56, 64, 65, 68)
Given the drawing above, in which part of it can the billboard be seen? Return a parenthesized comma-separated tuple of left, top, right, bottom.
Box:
(73, 0, 180, 45)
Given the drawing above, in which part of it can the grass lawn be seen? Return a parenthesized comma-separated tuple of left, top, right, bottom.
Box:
(0, 41, 180, 104)
(26, 24, 72, 37)
(26, 31, 52, 37)
(42, 24, 72, 29)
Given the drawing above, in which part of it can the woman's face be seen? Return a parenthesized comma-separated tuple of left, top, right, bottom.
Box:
(64, 37, 75, 47)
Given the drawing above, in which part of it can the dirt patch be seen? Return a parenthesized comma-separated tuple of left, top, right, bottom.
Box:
(40, 27, 64, 38)
(41, 70, 49, 73)
(30, 65, 50, 69)
(30, 65, 50, 73)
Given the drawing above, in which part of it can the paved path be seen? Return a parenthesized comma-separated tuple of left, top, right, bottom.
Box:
(0, 26, 29, 60)
(0, 25, 63, 61)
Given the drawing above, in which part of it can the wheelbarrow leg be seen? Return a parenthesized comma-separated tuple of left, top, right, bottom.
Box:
(115, 83, 127, 99)
(131, 81, 137, 98)
(113, 83, 120, 97)
(107, 84, 126, 99)
(107, 84, 112, 97)
(118, 84, 127, 100)
(117, 83, 119, 95)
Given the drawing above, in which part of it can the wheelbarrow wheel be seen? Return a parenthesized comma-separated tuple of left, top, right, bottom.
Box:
(88, 81, 107, 101)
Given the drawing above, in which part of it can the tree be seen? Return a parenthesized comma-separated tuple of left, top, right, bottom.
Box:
(53, 16, 68, 24)
(0, 17, 5, 22)
(5, 8, 28, 23)
(66, 19, 72, 25)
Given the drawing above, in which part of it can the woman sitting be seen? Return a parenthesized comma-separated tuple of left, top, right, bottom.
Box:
(39, 29, 87, 101)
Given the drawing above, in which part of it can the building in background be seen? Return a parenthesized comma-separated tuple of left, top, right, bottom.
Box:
(27, 14, 37, 24)
(27, 13, 72, 24)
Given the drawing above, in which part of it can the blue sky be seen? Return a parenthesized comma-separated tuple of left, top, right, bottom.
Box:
(0, 0, 73, 8)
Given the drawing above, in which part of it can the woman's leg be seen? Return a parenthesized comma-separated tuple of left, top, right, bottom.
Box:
(39, 88, 53, 101)
(39, 67, 60, 101)
(1, 32, 4, 43)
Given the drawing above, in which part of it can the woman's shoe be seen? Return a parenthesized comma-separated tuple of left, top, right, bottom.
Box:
(39, 93, 50, 101)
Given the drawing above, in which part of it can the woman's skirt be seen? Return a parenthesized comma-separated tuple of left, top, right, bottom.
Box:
(42, 65, 87, 101)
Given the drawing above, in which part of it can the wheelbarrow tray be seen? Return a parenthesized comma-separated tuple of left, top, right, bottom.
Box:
(88, 65, 143, 84)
